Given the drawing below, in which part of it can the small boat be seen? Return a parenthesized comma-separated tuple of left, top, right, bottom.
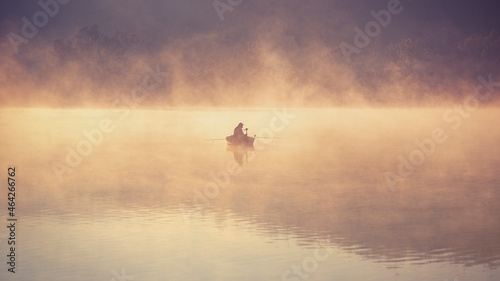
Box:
(226, 135, 255, 146)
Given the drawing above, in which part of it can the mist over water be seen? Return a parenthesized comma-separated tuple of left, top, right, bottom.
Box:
(1, 1, 500, 280)
(1, 1, 499, 108)
(1, 107, 499, 280)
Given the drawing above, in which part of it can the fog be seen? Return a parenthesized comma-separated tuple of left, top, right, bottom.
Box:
(2, 108, 499, 269)
(0, 0, 499, 108)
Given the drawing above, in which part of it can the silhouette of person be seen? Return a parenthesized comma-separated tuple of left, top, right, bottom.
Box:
(234, 123, 245, 139)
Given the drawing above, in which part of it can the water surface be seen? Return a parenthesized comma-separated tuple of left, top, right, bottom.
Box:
(0, 108, 499, 281)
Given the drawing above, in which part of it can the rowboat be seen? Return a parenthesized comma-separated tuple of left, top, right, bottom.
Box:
(226, 135, 255, 146)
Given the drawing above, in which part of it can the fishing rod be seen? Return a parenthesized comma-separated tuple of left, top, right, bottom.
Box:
(205, 126, 287, 142)
(205, 137, 286, 141)
(245, 128, 287, 139)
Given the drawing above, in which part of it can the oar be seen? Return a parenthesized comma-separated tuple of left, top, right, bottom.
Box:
(206, 137, 286, 140)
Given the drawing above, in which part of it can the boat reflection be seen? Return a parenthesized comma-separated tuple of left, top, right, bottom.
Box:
(227, 144, 255, 166)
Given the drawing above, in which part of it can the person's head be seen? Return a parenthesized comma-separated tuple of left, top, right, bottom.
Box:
(238, 122, 243, 127)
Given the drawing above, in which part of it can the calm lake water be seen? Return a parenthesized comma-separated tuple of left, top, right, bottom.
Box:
(0, 107, 499, 281)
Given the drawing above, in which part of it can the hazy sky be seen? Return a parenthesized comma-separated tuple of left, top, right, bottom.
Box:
(1, 0, 499, 107)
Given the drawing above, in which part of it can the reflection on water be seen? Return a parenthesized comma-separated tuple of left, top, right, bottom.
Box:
(227, 145, 255, 166)
(0, 108, 499, 281)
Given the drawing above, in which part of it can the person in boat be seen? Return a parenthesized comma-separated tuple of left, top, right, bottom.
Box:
(234, 123, 245, 139)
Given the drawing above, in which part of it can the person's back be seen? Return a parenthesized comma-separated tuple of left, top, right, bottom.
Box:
(234, 123, 244, 138)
